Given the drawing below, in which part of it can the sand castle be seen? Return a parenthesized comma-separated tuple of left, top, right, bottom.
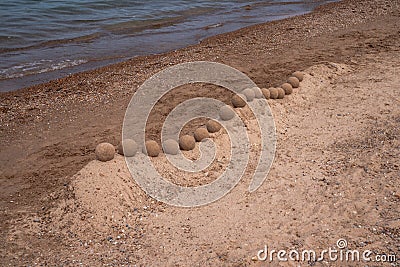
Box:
(98, 71, 304, 160)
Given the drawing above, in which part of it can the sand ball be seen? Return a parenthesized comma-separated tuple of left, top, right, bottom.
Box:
(252, 87, 263, 99)
(179, 135, 196, 151)
(268, 87, 279, 99)
(206, 120, 221, 133)
(288, 76, 300, 88)
(277, 87, 285, 99)
(194, 127, 210, 142)
(242, 88, 255, 102)
(261, 88, 270, 99)
(219, 105, 235, 121)
(292, 71, 304, 82)
(281, 83, 293, 95)
(143, 140, 160, 157)
(117, 139, 138, 157)
(162, 139, 180, 155)
(95, 143, 115, 162)
(231, 94, 247, 108)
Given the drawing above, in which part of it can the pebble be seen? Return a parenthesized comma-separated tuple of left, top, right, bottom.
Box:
(219, 105, 235, 121)
(162, 139, 180, 155)
(242, 88, 255, 102)
(268, 88, 279, 99)
(194, 127, 210, 142)
(117, 139, 138, 157)
(179, 135, 196, 151)
(206, 120, 222, 133)
(95, 143, 115, 162)
(288, 76, 300, 88)
(292, 71, 304, 81)
(231, 94, 247, 108)
(281, 83, 293, 95)
(261, 88, 270, 99)
(143, 140, 160, 157)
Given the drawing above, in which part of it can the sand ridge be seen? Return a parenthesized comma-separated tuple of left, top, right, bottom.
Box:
(11, 58, 399, 265)
(1, 0, 399, 265)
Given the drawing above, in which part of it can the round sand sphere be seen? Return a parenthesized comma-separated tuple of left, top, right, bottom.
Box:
(206, 120, 221, 133)
(292, 71, 304, 82)
(219, 105, 235, 121)
(143, 140, 160, 157)
(288, 76, 300, 88)
(231, 94, 246, 108)
(194, 127, 210, 142)
(252, 87, 263, 99)
(117, 139, 138, 157)
(95, 142, 115, 162)
(162, 139, 180, 155)
(281, 83, 293, 95)
(277, 87, 285, 99)
(269, 87, 279, 99)
(242, 88, 255, 102)
(179, 135, 196, 151)
(261, 88, 270, 99)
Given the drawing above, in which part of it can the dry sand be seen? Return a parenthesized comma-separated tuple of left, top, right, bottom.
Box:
(0, 0, 399, 265)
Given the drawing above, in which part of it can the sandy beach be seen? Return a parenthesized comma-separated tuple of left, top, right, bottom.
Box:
(0, 0, 399, 265)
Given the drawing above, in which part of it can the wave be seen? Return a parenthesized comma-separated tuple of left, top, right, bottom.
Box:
(0, 59, 88, 80)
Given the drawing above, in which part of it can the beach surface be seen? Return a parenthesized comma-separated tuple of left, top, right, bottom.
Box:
(0, 0, 399, 265)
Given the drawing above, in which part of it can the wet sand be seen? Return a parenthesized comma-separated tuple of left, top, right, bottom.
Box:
(0, 0, 399, 265)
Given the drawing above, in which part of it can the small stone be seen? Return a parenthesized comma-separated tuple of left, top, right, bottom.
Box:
(219, 105, 235, 121)
(162, 139, 180, 155)
(143, 140, 160, 157)
(179, 135, 196, 151)
(281, 83, 293, 95)
(95, 143, 115, 162)
(252, 87, 263, 99)
(206, 120, 222, 133)
(268, 87, 279, 99)
(288, 76, 300, 88)
(194, 128, 210, 142)
(292, 71, 304, 82)
(242, 88, 255, 102)
(277, 87, 285, 99)
(231, 94, 246, 108)
(117, 139, 138, 157)
(261, 88, 270, 99)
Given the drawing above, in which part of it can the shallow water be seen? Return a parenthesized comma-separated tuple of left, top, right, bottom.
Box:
(0, 0, 337, 91)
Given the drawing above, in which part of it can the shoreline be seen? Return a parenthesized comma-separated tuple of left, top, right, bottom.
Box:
(1, 0, 342, 96)
(0, 0, 336, 93)
(1, 0, 399, 264)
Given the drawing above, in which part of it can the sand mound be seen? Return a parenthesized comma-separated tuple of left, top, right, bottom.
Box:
(48, 157, 156, 240)
(46, 62, 352, 242)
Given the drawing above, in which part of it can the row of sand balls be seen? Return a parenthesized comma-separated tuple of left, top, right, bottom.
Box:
(95, 71, 304, 161)
(95, 120, 223, 162)
(231, 71, 304, 107)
